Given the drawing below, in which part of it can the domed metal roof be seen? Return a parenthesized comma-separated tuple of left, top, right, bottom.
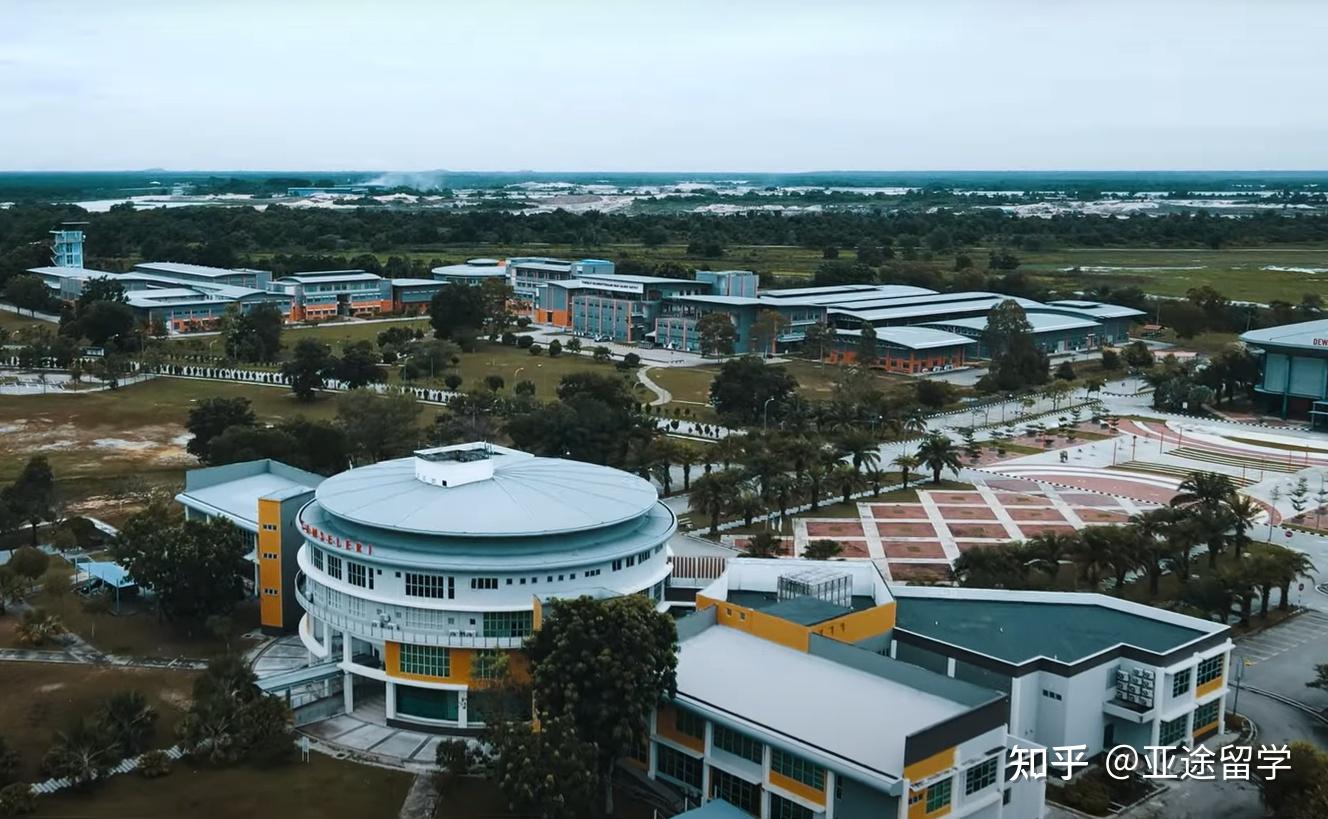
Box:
(314, 449, 659, 538)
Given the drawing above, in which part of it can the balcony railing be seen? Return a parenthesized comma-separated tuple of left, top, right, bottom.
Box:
(295, 573, 527, 649)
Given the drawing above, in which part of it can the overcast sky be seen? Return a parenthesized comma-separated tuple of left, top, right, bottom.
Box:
(3, 0, 1326, 172)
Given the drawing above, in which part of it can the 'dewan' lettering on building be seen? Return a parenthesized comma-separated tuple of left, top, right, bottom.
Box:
(1241, 318, 1328, 425)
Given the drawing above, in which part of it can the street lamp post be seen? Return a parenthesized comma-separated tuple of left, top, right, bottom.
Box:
(763, 396, 777, 431)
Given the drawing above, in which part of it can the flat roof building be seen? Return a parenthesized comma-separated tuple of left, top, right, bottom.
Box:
(432, 259, 508, 286)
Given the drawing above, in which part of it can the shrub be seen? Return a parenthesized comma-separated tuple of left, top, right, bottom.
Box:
(443, 374, 463, 390)
(138, 749, 172, 779)
(516, 335, 534, 349)
(0, 783, 34, 817)
(527, 343, 542, 356)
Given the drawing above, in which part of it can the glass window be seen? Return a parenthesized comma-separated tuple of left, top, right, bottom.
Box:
(770, 793, 814, 819)
(655, 744, 702, 791)
(1172, 668, 1192, 697)
(483, 610, 534, 639)
(398, 644, 449, 678)
(926, 778, 952, 813)
(674, 707, 705, 740)
(1197, 655, 1224, 685)
(1194, 699, 1220, 730)
(311, 548, 324, 571)
(709, 767, 761, 815)
(965, 757, 998, 795)
(771, 748, 824, 790)
(325, 554, 342, 580)
(347, 561, 372, 589)
(404, 572, 450, 599)
(1159, 715, 1188, 746)
(712, 724, 762, 763)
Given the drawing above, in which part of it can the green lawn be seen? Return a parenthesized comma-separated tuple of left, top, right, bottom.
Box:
(648, 358, 928, 412)
(450, 344, 639, 400)
(0, 662, 196, 782)
(32, 752, 413, 819)
(165, 317, 434, 360)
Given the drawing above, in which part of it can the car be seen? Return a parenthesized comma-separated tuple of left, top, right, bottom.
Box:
(593, 334, 611, 342)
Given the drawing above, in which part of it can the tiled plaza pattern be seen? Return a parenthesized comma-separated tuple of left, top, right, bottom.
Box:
(764, 481, 1160, 582)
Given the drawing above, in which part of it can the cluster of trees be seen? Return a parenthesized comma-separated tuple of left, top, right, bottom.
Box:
(0, 457, 56, 545)
(979, 300, 1050, 392)
(11, 202, 1328, 288)
(185, 391, 423, 474)
(685, 424, 959, 534)
(177, 655, 294, 766)
(1141, 345, 1261, 413)
(951, 471, 1314, 625)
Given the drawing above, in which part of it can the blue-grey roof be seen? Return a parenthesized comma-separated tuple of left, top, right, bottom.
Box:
(895, 596, 1211, 665)
(922, 311, 1101, 334)
(1241, 318, 1328, 353)
(675, 801, 753, 819)
(1046, 300, 1147, 320)
(315, 453, 659, 538)
(834, 325, 976, 350)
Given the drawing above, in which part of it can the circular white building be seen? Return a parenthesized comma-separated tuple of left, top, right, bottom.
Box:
(294, 442, 674, 730)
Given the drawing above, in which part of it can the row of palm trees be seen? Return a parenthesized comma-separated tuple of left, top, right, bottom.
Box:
(951, 470, 1315, 626)
(684, 426, 967, 534)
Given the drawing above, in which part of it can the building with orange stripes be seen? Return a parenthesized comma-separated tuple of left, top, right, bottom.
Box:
(651, 559, 1232, 818)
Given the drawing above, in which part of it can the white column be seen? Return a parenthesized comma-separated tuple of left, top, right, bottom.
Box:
(343, 671, 355, 714)
(946, 657, 957, 678)
(385, 680, 397, 720)
(1218, 692, 1227, 736)
(824, 771, 836, 819)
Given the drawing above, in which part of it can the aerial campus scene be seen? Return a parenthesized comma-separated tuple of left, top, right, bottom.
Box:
(4, 3, 1328, 819)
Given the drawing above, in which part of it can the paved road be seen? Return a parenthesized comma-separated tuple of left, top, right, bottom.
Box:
(1232, 610, 1328, 749)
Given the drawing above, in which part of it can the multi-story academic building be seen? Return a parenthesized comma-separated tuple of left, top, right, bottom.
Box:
(1240, 318, 1328, 424)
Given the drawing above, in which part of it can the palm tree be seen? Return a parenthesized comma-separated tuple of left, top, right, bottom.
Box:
(1244, 551, 1282, 619)
(830, 463, 864, 505)
(690, 470, 738, 535)
(42, 719, 117, 790)
(0, 569, 25, 615)
(916, 434, 962, 484)
(804, 460, 829, 511)
(1217, 567, 1257, 627)
(744, 530, 784, 559)
(1104, 526, 1145, 595)
(1071, 528, 1117, 591)
(835, 429, 881, 475)
(713, 436, 746, 469)
(1026, 530, 1079, 582)
(864, 467, 887, 496)
(1172, 471, 1236, 512)
(1130, 509, 1175, 597)
(903, 411, 928, 437)
(733, 490, 766, 528)
(675, 444, 701, 492)
(97, 691, 158, 756)
(778, 436, 823, 485)
(951, 544, 1030, 589)
(14, 608, 65, 647)
(1271, 547, 1316, 612)
(1163, 516, 1206, 584)
(741, 444, 783, 500)
(892, 454, 921, 490)
(804, 539, 844, 560)
(1224, 493, 1262, 561)
(767, 473, 797, 522)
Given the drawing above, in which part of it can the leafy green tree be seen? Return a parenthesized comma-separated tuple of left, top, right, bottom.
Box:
(3, 457, 56, 545)
(800, 322, 834, 361)
(744, 530, 784, 558)
(112, 505, 248, 627)
(983, 300, 1048, 391)
(854, 321, 878, 367)
(400, 339, 461, 381)
(485, 716, 600, 819)
(6, 546, 49, 582)
(3, 274, 51, 316)
(0, 782, 34, 816)
(280, 338, 333, 401)
(336, 389, 422, 465)
(526, 595, 677, 815)
(333, 340, 383, 388)
(178, 655, 294, 765)
(708, 356, 798, 425)
(696, 312, 737, 357)
(750, 309, 791, 356)
(429, 284, 487, 342)
(186, 397, 257, 462)
(13, 608, 65, 647)
(220, 303, 283, 362)
(1261, 741, 1328, 819)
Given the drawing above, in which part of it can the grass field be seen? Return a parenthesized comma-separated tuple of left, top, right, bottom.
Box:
(1018, 246, 1328, 302)
(0, 662, 196, 782)
(0, 378, 346, 514)
(0, 310, 53, 333)
(165, 316, 434, 360)
(31, 752, 413, 819)
(649, 358, 923, 411)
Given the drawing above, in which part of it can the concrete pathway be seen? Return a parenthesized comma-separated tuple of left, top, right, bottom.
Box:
(637, 365, 671, 406)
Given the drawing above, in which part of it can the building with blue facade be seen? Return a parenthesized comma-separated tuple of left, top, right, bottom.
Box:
(50, 223, 87, 268)
(431, 259, 507, 287)
(508, 257, 615, 313)
(1240, 318, 1328, 423)
(266, 271, 391, 321)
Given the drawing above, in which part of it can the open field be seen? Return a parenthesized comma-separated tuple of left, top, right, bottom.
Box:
(0, 662, 196, 782)
(166, 316, 434, 360)
(0, 310, 52, 333)
(649, 358, 926, 411)
(31, 751, 413, 819)
(0, 377, 346, 511)
(1020, 246, 1328, 302)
